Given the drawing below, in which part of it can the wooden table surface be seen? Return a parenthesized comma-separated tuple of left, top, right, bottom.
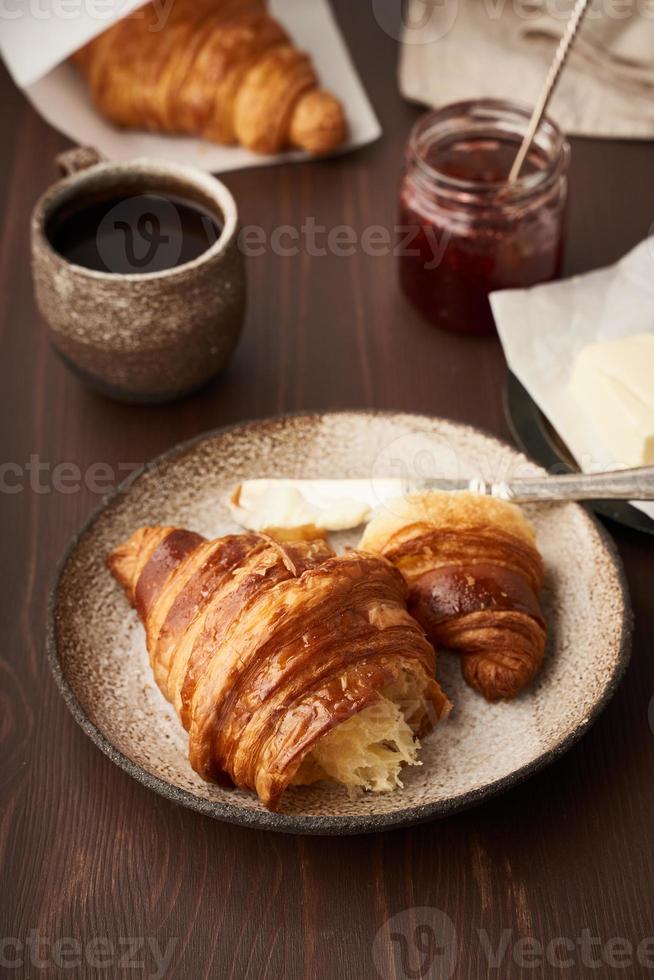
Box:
(3, 4, 654, 978)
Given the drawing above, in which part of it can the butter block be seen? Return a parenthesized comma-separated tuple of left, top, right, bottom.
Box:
(569, 333, 654, 467)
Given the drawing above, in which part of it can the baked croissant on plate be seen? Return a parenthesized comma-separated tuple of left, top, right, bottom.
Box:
(108, 526, 450, 810)
(359, 493, 547, 702)
(73, 0, 348, 155)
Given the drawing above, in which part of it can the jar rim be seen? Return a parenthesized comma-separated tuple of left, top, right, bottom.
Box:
(407, 98, 569, 202)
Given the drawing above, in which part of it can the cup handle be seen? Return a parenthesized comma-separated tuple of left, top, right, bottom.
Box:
(55, 146, 106, 177)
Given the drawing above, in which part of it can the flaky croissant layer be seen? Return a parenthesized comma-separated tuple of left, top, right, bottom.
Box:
(74, 0, 348, 155)
(108, 527, 449, 809)
(360, 492, 547, 702)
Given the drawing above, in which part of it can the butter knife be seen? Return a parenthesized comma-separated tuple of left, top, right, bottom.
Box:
(229, 467, 654, 532)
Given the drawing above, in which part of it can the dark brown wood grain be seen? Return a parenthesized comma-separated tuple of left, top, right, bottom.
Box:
(2, 3, 654, 978)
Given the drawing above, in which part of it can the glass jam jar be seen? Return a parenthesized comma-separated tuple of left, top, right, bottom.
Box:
(398, 99, 570, 335)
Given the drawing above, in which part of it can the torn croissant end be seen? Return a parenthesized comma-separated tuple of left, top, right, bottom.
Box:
(292, 670, 440, 795)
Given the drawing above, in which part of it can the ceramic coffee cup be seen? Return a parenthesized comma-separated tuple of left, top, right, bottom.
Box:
(31, 148, 246, 403)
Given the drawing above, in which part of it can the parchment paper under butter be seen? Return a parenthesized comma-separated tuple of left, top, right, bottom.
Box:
(7, 0, 381, 173)
(490, 238, 654, 521)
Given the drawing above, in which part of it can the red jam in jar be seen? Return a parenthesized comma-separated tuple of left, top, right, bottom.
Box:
(398, 100, 570, 335)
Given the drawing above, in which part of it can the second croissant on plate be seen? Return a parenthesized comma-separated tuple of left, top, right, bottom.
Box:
(73, 0, 348, 155)
(360, 492, 547, 701)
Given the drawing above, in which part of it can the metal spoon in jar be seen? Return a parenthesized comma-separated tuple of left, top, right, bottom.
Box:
(507, 0, 592, 184)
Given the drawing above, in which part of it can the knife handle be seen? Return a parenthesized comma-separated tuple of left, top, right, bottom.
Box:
(491, 466, 654, 503)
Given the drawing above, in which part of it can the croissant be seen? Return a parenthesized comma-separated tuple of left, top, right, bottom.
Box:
(73, 0, 348, 155)
(359, 493, 547, 702)
(108, 526, 450, 809)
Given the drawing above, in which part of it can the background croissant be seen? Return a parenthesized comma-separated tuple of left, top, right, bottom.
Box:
(73, 0, 348, 155)
(360, 493, 547, 702)
(108, 526, 449, 810)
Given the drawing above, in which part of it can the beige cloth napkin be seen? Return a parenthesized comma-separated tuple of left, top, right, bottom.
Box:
(399, 0, 654, 137)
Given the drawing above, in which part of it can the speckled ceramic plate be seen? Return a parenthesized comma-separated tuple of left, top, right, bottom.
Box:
(48, 411, 632, 835)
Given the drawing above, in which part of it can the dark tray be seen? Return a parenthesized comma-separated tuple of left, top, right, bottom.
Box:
(504, 372, 654, 537)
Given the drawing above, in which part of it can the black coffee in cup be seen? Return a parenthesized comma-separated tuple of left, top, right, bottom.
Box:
(46, 188, 223, 275)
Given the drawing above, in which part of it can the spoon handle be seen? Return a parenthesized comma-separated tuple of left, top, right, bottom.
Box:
(507, 0, 592, 183)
